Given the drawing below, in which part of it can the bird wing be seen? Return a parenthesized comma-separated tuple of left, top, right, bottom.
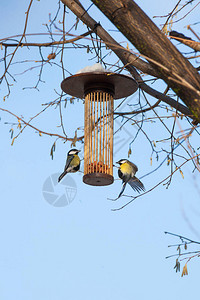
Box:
(129, 161, 138, 174)
(64, 155, 74, 172)
(58, 155, 74, 182)
(128, 176, 145, 193)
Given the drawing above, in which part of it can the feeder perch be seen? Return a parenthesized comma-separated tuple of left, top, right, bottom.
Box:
(61, 71, 138, 186)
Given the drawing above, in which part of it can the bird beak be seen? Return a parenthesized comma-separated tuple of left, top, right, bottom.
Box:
(77, 150, 81, 153)
(116, 161, 120, 164)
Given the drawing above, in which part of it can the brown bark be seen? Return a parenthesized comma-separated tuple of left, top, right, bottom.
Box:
(91, 0, 200, 121)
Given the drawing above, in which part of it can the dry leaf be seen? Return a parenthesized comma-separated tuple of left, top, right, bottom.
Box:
(180, 169, 184, 179)
(181, 264, 188, 277)
(47, 53, 56, 60)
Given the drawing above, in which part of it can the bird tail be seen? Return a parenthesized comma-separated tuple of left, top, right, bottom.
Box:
(128, 176, 145, 193)
(58, 171, 67, 182)
(118, 181, 127, 198)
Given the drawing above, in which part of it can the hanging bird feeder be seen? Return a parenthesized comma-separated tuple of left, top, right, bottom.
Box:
(61, 70, 138, 186)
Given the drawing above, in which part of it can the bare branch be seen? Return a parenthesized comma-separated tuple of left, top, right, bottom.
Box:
(0, 107, 84, 143)
(60, 0, 194, 119)
(0, 0, 34, 84)
(90, 0, 200, 121)
(1, 31, 92, 48)
(169, 31, 200, 52)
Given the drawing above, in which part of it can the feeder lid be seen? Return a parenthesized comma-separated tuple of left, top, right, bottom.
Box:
(61, 72, 138, 99)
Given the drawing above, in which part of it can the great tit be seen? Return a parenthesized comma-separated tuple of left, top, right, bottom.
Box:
(116, 159, 145, 198)
(58, 149, 81, 182)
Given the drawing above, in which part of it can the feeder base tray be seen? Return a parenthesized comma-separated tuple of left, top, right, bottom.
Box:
(83, 173, 114, 186)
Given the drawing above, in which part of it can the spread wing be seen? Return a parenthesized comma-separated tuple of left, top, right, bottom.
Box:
(117, 174, 145, 199)
(128, 176, 145, 193)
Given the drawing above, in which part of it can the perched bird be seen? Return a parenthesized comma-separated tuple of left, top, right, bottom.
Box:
(58, 149, 81, 182)
(116, 159, 145, 198)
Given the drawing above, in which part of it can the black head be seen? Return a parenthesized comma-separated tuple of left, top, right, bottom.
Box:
(116, 159, 128, 165)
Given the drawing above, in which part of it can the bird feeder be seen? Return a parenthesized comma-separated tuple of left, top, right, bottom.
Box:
(61, 71, 138, 186)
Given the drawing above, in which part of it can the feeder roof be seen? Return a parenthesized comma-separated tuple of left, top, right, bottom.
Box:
(61, 72, 138, 99)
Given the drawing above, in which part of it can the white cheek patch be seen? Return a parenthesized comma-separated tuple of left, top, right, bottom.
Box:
(69, 151, 77, 155)
(120, 160, 127, 164)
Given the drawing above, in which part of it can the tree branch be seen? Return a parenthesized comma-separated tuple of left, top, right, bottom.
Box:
(90, 0, 200, 122)
(1, 31, 92, 48)
(61, 0, 158, 77)
(169, 31, 200, 52)
(60, 0, 193, 119)
(0, 0, 34, 84)
(0, 107, 84, 143)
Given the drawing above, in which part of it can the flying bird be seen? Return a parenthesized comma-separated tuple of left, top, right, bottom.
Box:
(116, 159, 145, 198)
(58, 149, 81, 182)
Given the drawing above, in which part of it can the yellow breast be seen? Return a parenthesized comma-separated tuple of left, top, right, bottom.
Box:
(72, 155, 80, 165)
(120, 162, 133, 174)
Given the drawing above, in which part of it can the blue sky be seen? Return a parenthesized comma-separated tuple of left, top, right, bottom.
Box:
(0, 1, 200, 299)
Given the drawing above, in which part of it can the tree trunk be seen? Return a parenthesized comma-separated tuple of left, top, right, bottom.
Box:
(91, 0, 200, 121)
